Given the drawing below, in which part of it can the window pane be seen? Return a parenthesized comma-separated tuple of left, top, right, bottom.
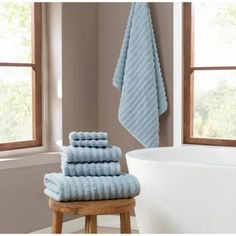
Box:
(0, 3, 32, 63)
(0, 67, 32, 143)
(193, 2, 236, 66)
(193, 70, 236, 139)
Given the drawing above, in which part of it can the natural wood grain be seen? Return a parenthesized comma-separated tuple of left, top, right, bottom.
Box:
(49, 198, 135, 216)
(191, 66, 236, 71)
(120, 212, 131, 234)
(85, 216, 97, 234)
(183, 3, 193, 144)
(49, 198, 135, 234)
(0, 62, 35, 67)
(186, 137, 236, 147)
(32, 3, 42, 147)
(0, 139, 42, 151)
(52, 211, 63, 234)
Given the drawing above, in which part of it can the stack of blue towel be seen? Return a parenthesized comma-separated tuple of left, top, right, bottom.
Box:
(44, 131, 140, 201)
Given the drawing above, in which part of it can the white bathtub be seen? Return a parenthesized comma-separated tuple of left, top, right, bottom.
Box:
(126, 146, 236, 233)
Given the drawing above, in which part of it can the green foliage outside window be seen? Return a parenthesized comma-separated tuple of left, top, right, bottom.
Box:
(0, 3, 32, 143)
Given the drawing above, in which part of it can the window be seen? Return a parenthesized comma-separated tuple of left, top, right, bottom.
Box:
(184, 2, 236, 146)
(0, 3, 42, 151)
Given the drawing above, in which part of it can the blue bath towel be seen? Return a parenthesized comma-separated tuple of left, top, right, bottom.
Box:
(60, 145, 122, 163)
(44, 173, 140, 201)
(61, 161, 121, 177)
(69, 131, 108, 140)
(113, 3, 168, 148)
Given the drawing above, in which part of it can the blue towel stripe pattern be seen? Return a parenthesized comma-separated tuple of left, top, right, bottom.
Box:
(69, 139, 108, 148)
(113, 3, 168, 148)
(61, 161, 121, 177)
(69, 131, 108, 140)
(60, 145, 122, 163)
(44, 173, 140, 201)
(44, 131, 140, 201)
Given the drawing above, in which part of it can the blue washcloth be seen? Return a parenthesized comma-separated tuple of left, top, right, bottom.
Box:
(69, 131, 108, 140)
(69, 131, 108, 147)
(60, 146, 122, 163)
(113, 3, 168, 148)
(70, 139, 108, 148)
(44, 173, 140, 201)
(61, 161, 121, 177)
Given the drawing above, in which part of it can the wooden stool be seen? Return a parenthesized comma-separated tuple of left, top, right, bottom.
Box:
(49, 198, 135, 234)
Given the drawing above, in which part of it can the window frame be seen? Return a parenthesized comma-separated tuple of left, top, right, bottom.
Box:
(0, 3, 42, 151)
(183, 2, 236, 147)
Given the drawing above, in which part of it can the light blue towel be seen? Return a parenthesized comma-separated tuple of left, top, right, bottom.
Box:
(60, 145, 122, 163)
(69, 131, 108, 140)
(70, 139, 108, 148)
(61, 161, 121, 177)
(44, 173, 140, 201)
(113, 3, 168, 148)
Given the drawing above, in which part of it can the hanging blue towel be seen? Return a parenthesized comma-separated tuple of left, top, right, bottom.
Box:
(60, 145, 122, 163)
(61, 161, 121, 177)
(113, 3, 168, 148)
(44, 173, 140, 201)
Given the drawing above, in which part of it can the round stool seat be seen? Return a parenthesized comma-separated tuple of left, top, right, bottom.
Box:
(48, 198, 136, 234)
(49, 198, 135, 215)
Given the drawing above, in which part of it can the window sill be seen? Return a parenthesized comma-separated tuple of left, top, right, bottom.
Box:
(182, 143, 236, 150)
(0, 152, 60, 170)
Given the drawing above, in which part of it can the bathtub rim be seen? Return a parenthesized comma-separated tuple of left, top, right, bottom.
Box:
(125, 145, 236, 168)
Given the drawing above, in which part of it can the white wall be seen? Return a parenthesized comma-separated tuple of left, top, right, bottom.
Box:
(47, 3, 63, 151)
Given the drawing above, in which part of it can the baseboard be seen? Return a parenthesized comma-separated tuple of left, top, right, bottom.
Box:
(30, 215, 138, 234)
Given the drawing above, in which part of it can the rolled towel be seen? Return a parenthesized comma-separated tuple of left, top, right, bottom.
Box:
(70, 139, 108, 148)
(61, 161, 121, 177)
(44, 173, 140, 201)
(60, 146, 122, 163)
(69, 131, 108, 140)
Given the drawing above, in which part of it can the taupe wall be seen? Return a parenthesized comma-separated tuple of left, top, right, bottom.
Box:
(0, 163, 60, 233)
(47, 3, 98, 149)
(62, 3, 98, 145)
(98, 3, 173, 171)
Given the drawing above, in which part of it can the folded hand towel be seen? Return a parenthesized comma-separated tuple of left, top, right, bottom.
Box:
(69, 131, 108, 140)
(70, 139, 108, 148)
(60, 146, 122, 163)
(44, 173, 140, 201)
(113, 3, 168, 148)
(61, 161, 121, 177)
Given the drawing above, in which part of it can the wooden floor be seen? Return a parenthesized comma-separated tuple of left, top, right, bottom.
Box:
(75, 226, 139, 234)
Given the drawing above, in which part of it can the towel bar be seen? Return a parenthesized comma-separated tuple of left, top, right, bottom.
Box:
(48, 198, 135, 234)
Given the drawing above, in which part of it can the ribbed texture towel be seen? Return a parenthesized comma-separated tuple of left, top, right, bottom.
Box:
(70, 139, 108, 148)
(69, 131, 108, 147)
(44, 173, 140, 201)
(60, 146, 122, 163)
(69, 131, 108, 140)
(113, 3, 168, 148)
(61, 161, 121, 177)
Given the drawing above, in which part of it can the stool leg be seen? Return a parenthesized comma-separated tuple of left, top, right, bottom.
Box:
(52, 211, 63, 233)
(85, 215, 97, 233)
(120, 212, 131, 234)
